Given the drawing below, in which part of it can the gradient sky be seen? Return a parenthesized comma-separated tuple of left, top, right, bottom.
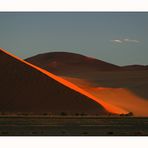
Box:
(0, 12, 148, 66)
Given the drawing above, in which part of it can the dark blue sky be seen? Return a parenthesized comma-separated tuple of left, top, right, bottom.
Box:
(0, 12, 148, 66)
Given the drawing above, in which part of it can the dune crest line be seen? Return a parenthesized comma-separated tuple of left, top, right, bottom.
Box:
(0, 48, 128, 114)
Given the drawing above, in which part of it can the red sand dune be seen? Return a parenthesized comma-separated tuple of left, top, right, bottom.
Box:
(26, 51, 148, 116)
(0, 48, 123, 115)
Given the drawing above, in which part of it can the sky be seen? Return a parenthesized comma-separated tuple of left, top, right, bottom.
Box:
(0, 12, 148, 66)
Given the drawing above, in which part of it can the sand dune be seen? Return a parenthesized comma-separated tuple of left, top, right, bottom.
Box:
(122, 65, 148, 71)
(26, 51, 148, 116)
(0, 48, 113, 115)
(26, 52, 120, 76)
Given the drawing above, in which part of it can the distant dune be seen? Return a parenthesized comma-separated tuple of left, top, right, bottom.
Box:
(0, 48, 115, 115)
(122, 65, 148, 71)
(26, 51, 148, 116)
(26, 52, 148, 76)
(26, 52, 120, 76)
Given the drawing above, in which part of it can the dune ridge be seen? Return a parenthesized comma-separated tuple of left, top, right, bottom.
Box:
(0, 48, 126, 115)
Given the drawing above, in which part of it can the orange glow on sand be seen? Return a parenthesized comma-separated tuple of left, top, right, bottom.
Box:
(91, 87, 148, 116)
(0, 48, 128, 115)
(61, 76, 148, 116)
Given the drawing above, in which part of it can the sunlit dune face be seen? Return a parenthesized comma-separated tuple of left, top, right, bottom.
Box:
(91, 87, 148, 116)
(61, 76, 148, 116)
(0, 48, 128, 115)
(61, 76, 128, 114)
(93, 87, 110, 90)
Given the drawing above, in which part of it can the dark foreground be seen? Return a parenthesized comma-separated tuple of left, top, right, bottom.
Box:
(0, 116, 148, 136)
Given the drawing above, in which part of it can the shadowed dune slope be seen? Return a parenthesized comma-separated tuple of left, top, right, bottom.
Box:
(26, 52, 120, 76)
(0, 48, 110, 115)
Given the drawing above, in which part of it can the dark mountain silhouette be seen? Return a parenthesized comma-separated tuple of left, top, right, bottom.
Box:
(0, 48, 110, 115)
(26, 52, 121, 76)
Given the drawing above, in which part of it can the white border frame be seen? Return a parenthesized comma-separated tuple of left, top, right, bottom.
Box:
(0, 0, 148, 11)
(0, 0, 148, 148)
